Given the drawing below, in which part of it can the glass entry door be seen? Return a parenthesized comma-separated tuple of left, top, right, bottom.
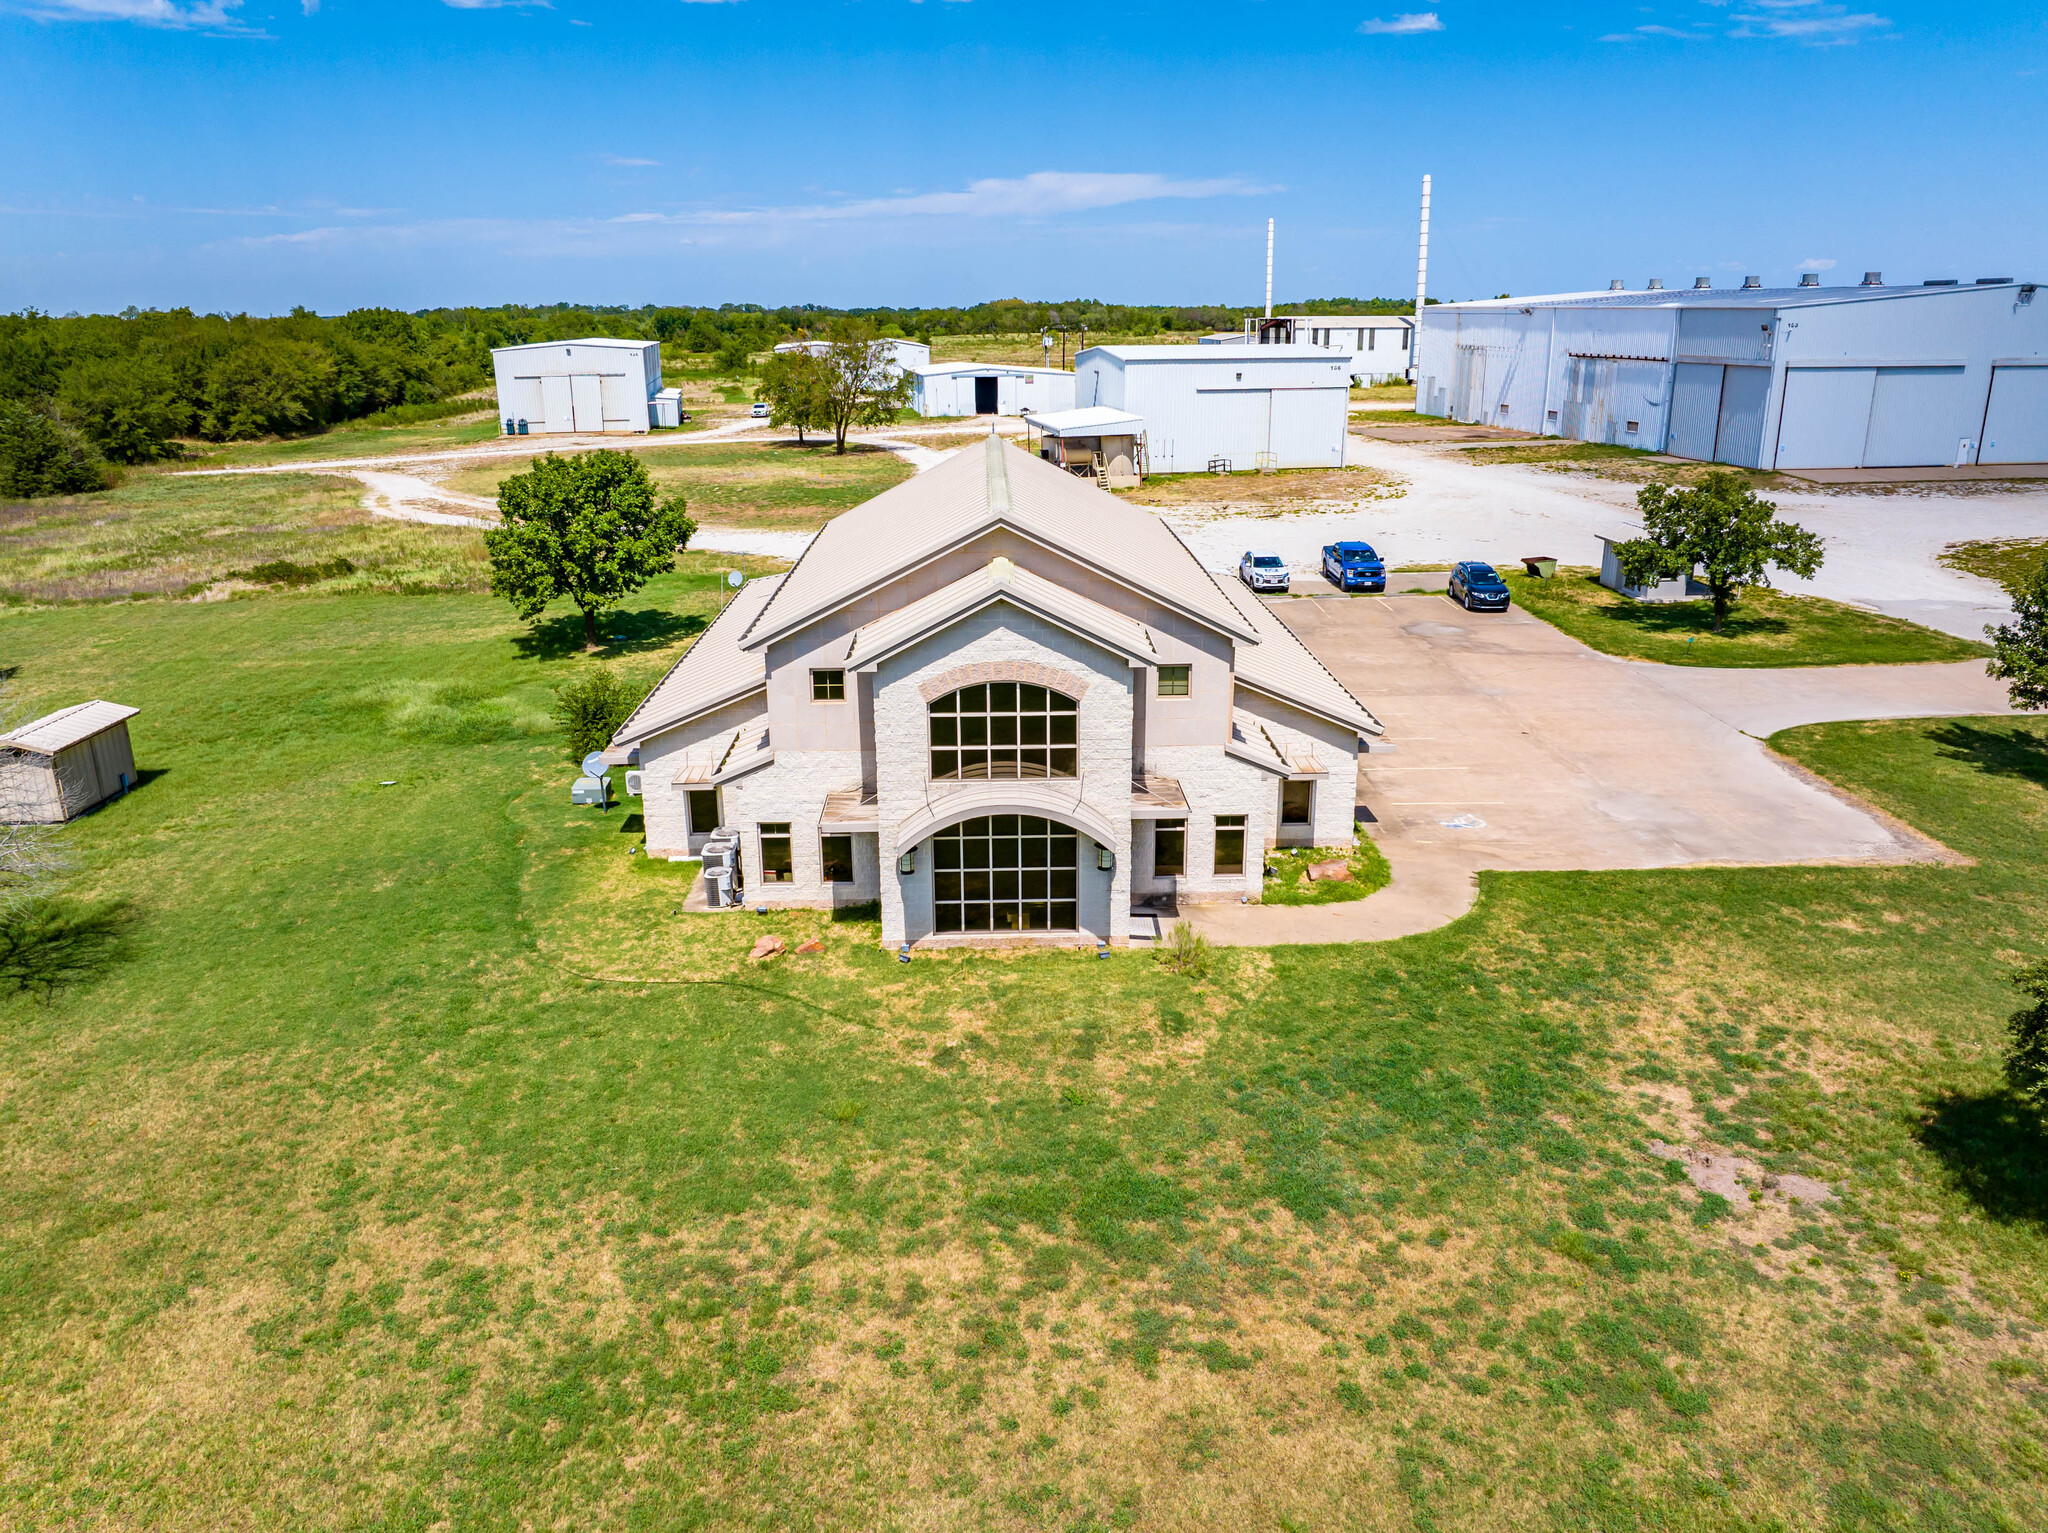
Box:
(932, 816, 1079, 933)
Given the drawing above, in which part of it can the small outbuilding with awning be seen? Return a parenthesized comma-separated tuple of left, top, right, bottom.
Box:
(0, 700, 140, 823)
(1025, 406, 1147, 488)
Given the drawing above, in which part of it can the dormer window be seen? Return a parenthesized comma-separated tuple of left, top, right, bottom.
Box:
(930, 682, 1078, 780)
(812, 668, 846, 701)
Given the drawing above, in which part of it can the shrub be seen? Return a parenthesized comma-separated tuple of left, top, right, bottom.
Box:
(551, 669, 646, 763)
(0, 405, 115, 498)
(242, 557, 356, 588)
(2004, 960, 2048, 1109)
(1156, 919, 1210, 977)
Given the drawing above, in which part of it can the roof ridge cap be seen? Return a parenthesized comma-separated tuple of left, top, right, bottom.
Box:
(984, 435, 1011, 517)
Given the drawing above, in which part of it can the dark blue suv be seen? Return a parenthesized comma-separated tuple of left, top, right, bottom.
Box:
(1448, 561, 1511, 611)
(1321, 541, 1386, 592)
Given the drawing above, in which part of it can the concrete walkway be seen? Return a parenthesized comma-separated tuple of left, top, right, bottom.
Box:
(1181, 595, 2016, 948)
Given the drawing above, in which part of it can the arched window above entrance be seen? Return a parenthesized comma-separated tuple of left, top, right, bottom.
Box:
(928, 682, 1078, 780)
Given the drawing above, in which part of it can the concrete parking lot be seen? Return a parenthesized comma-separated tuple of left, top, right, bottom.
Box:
(1183, 594, 2016, 946)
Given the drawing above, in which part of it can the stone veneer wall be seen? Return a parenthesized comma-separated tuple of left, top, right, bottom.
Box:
(872, 607, 1133, 947)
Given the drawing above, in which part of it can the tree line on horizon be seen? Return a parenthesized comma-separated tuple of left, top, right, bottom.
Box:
(0, 295, 1423, 497)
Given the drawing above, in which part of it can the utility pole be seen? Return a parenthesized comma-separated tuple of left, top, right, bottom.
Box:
(1264, 218, 1274, 320)
(1412, 174, 1431, 385)
(1415, 175, 1431, 318)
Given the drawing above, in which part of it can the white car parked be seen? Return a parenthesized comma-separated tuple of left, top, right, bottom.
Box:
(750, 401, 771, 418)
(1238, 550, 1290, 594)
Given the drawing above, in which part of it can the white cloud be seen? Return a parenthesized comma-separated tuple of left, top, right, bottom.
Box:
(1727, 0, 1888, 42)
(441, 0, 551, 9)
(1798, 257, 1837, 271)
(676, 170, 1271, 226)
(601, 155, 660, 167)
(11, 0, 251, 30)
(1358, 11, 1442, 33)
(300, 0, 316, 12)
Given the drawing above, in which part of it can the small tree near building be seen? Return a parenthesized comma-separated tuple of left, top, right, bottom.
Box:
(1614, 470, 1825, 633)
(1986, 562, 2048, 710)
(2005, 960, 2048, 1112)
(821, 321, 912, 454)
(756, 349, 833, 445)
(485, 449, 696, 649)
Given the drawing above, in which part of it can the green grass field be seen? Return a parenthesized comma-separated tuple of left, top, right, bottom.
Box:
(5, 570, 2048, 1530)
(0, 467, 487, 602)
(1507, 568, 1992, 667)
(444, 440, 915, 528)
(1942, 537, 2048, 596)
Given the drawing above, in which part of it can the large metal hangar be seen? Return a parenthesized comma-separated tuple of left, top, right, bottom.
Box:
(1413, 276, 2047, 470)
(1072, 344, 1354, 473)
(490, 339, 676, 435)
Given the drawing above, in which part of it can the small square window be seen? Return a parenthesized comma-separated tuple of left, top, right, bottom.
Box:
(1625, 420, 1640, 434)
(812, 669, 846, 702)
(1157, 665, 1191, 697)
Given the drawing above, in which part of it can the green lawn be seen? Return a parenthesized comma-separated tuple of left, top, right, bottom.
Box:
(0, 467, 487, 602)
(1261, 831, 1392, 905)
(1508, 568, 1992, 667)
(444, 439, 915, 528)
(1942, 537, 2048, 595)
(6, 573, 2048, 1529)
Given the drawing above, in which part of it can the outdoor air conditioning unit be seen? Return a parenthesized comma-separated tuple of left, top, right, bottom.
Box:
(624, 770, 643, 796)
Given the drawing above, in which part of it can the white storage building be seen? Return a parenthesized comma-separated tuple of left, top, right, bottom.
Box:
(911, 362, 1076, 418)
(1071, 344, 1355, 473)
(491, 339, 669, 436)
(1413, 276, 2047, 469)
(0, 700, 138, 823)
(1251, 315, 1413, 383)
(775, 338, 931, 373)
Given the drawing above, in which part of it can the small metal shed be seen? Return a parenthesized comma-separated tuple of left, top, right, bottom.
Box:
(0, 700, 140, 823)
(1026, 406, 1146, 487)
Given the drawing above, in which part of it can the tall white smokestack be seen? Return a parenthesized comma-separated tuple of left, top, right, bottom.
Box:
(1264, 218, 1274, 319)
(1415, 174, 1431, 318)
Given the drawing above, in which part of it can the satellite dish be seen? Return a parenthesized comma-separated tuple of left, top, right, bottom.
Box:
(581, 751, 609, 780)
(726, 570, 744, 589)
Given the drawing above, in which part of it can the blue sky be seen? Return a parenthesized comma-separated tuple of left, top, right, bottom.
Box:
(3, 0, 2042, 315)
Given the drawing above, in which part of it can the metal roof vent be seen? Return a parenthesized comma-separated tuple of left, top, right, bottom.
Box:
(1742, 275, 1761, 289)
(1693, 277, 1713, 289)
(1647, 278, 1664, 290)
(1799, 273, 1820, 287)
(1924, 278, 1959, 286)
(1977, 277, 2014, 284)
(1861, 271, 1883, 285)
(1609, 279, 1625, 291)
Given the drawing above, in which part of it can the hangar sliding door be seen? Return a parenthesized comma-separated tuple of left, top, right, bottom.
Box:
(1192, 389, 1273, 469)
(1864, 366, 1972, 467)
(1980, 366, 2048, 464)
(540, 375, 575, 434)
(1666, 364, 1723, 461)
(1712, 366, 1771, 469)
(1773, 368, 1876, 469)
(599, 373, 640, 431)
(1268, 388, 1347, 467)
(569, 374, 605, 433)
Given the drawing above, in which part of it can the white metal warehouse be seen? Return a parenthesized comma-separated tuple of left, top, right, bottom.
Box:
(910, 362, 1076, 418)
(1413, 276, 2047, 469)
(490, 338, 674, 435)
(1072, 344, 1354, 473)
(1248, 315, 1413, 383)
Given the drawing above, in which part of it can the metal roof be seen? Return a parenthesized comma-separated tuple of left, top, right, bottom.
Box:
(489, 337, 656, 354)
(2, 700, 138, 756)
(1080, 343, 1357, 363)
(1219, 585, 1382, 736)
(843, 556, 1157, 672)
(1027, 406, 1145, 437)
(1432, 281, 2035, 313)
(1271, 314, 1413, 325)
(608, 576, 780, 751)
(739, 437, 1260, 650)
(913, 361, 1072, 378)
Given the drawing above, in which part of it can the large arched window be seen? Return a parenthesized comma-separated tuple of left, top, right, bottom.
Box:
(934, 815, 1080, 932)
(929, 682, 1078, 780)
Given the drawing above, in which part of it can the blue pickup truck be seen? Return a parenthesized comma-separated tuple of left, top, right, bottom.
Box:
(1321, 541, 1387, 592)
